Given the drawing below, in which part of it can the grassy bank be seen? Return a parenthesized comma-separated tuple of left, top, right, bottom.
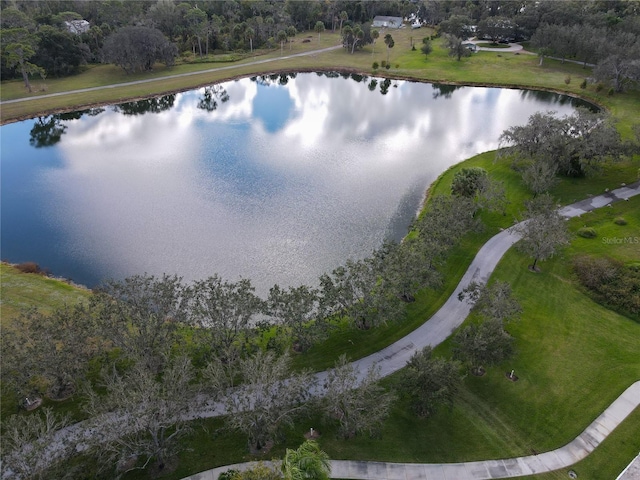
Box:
(2, 26, 639, 480)
(3, 30, 640, 135)
(0, 262, 90, 326)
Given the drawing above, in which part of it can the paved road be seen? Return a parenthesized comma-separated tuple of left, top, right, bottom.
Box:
(0, 45, 342, 106)
(181, 180, 640, 480)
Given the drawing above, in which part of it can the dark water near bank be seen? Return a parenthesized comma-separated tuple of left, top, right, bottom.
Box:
(0, 73, 588, 293)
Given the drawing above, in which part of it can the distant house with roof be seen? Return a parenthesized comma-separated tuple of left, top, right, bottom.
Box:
(372, 16, 403, 29)
(65, 19, 90, 35)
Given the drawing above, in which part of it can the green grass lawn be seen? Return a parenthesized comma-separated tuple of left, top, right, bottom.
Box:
(117, 196, 640, 480)
(2, 26, 639, 479)
(0, 262, 90, 326)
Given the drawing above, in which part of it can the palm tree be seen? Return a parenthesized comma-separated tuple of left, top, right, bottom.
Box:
(286, 25, 297, 50)
(384, 33, 395, 64)
(282, 440, 331, 480)
(314, 21, 325, 43)
(371, 29, 379, 56)
(339, 11, 348, 34)
(245, 26, 255, 53)
(277, 29, 288, 55)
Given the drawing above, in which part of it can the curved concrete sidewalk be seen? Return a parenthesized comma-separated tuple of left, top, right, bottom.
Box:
(183, 383, 640, 480)
(183, 181, 640, 480)
(6, 183, 637, 479)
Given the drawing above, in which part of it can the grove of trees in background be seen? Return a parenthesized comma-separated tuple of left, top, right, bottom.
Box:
(2, 0, 639, 92)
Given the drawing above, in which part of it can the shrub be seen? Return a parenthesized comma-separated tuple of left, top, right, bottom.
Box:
(15, 262, 41, 274)
(564, 75, 571, 85)
(595, 82, 604, 92)
(372, 61, 379, 70)
(385, 63, 391, 69)
(608, 87, 615, 96)
(577, 227, 597, 238)
(451, 167, 488, 197)
(614, 217, 628, 225)
(573, 255, 640, 319)
(380, 60, 387, 68)
(580, 79, 587, 89)
(395, 63, 399, 68)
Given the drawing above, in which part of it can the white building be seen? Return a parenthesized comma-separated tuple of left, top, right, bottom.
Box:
(372, 16, 404, 29)
(65, 19, 90, 35)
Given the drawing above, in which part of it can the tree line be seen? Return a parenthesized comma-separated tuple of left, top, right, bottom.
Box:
(2, 168, 523, 478)
(2, 1, 639, 93)
(4, 103, 632, 477)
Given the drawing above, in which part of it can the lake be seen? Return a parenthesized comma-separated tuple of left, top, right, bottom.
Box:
(0, 72, 588, 294)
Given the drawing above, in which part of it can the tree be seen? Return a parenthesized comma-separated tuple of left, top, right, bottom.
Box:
(102, 26, 177, 73)
(33, 25, 90, 77)
(0, 7, 42, 92)
(451, 167, 488, 197)
(338, 11, 348, 34)
(224, 351, 314, 452)
(595, 31, 640, 92)
(499, 108, 625, 178)
(384, 33, 394, 63)
(378, 238, 441, 303)
(520, 157, 559, 196)
(321, 355, 395, 439)
(511, 194, 571, 271)
(319, 257, 403, 330)
(458, 281, 522, 323)
(420, 38, 433, 58)
(245, 26, 255, 53)
(413, 195, 479, 257)
(189, 275, 263, 363)
(92, 274, 189, 372)
(2, 304, 101, 402)
(84, 355, 199, 475)
(451, 167, 507, 214)
(286, 25, 297, 50)
(266, 284, 324, 352)
(371, 28, 379, 56)
(477, 16, 515, 43)
(277, 29, 288, 54)
(314, 21, 325, 43)
(185, 6, 209, 57)
(531, 23, 575, 66)
(401, 347, 461, 417)
(453, 319, 515, 375)
(282, 440, 331, 480)
(3, 41, 43, 93)
(1, 408, 75, 480)
(342, 25, 364, 54)
(438, 14, 473, 40)
(443, 34, 471, 61)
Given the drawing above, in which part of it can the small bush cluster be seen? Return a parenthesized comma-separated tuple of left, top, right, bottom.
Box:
(564, 75, 571, 85)
(577, 227, 597, 238)
(573, 255, 640, 319)
(580, 79, 587, 89)
(380, 60, 387, 68)
(15, 262, 44, 275)
(614, 217, 628, 225)
(372, 61, 379, 70)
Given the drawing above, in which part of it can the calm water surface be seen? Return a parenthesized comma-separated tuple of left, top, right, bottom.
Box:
(0, 73, 587, 293)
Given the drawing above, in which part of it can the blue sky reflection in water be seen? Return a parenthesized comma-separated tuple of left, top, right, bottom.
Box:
(0, 73, 586, 294)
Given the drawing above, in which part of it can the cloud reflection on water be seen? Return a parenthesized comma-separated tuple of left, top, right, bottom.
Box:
(3, 73, 582, 294)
